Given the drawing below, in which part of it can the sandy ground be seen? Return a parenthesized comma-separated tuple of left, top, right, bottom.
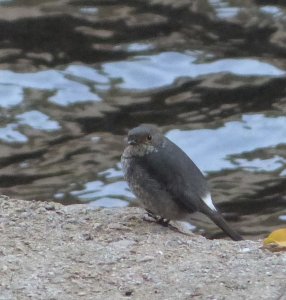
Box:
(0, 195, 285, 300)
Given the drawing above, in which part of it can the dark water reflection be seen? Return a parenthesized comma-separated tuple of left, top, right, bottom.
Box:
(0, 0, 285, 239)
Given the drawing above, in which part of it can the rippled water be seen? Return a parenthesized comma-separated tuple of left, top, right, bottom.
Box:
(0, 0, 285, 239)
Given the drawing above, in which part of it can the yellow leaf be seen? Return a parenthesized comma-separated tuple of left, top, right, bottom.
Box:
(263, 228, 286, 251)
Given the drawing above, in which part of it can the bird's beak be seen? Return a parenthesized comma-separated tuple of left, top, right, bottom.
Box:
(128, 139, 137, 145)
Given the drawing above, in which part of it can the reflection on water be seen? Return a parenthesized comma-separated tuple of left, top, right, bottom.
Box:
(167, 114, 286, 173)
(0, 0, 286, 239)
(260, 6, 283, 17)
(2, 52, 284, 109)
(0, 111, 60, 143)
(79, 7, 98, 14)
(103, 52, 285, 90)
(209, 0, 241, 19)
(0, 124, 28, 143)
(17, 111, 60, 131)
(0, 85, 22, 108)
(0, 68, 103, 106)
(0, 0, 13, 4)
(58, 161, 133, 207)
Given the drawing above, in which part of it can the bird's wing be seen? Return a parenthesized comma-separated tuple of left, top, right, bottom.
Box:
(137, 139, 211, 213)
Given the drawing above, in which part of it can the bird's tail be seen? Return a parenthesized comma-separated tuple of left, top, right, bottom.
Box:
(200, 205, 243, 241)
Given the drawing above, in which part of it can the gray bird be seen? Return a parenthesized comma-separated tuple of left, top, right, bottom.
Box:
(121, 124, 242, 241)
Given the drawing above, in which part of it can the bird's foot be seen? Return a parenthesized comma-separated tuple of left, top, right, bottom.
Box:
(143, 211, 195, 236)
(143, 213, 157, 223)
(143, 210, 170, 227)
(143, 210, 157, 223)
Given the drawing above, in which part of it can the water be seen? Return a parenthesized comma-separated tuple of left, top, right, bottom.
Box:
(0, 0, 285, 239)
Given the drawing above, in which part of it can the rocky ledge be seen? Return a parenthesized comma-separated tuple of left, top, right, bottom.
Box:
(0, 196, 285, 300)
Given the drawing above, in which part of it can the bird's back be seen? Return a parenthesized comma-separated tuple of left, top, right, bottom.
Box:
(139, 137, 210, 212)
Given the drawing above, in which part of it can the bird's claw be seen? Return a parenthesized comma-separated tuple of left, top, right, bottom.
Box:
(143, 211, 195, 236)
(143, 210, 170, 227)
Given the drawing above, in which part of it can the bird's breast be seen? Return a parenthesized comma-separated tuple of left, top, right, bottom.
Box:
(122, 144, 158, 159)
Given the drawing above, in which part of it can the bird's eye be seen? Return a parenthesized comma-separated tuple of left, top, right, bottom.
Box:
(147, 135, 152, 141)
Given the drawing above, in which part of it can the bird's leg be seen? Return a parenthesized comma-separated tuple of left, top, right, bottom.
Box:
(143, 210, 194, 235)
(143, 209, 157, 223)
(143, 210, 170, 227)
(146, 209, 156, 218)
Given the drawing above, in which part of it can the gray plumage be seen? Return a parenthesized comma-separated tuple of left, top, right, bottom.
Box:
(121, 124, 242, 241)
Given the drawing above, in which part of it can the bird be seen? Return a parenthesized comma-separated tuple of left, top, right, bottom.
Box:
(121, 124, 243, 241)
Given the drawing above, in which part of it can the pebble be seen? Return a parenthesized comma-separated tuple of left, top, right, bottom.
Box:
(44, 204, 56, 211)
(109, 239, 136, 249)
(108, 223, 131, 231)
(82, 233, 93, 241)
(137, 255, 154, 263)
(123, 289, 134, 297)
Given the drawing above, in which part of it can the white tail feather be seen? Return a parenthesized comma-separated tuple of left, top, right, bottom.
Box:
(202, 194, 217, 211)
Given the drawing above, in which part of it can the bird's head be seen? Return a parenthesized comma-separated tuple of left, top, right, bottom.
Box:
(127, 124, 164, 149)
